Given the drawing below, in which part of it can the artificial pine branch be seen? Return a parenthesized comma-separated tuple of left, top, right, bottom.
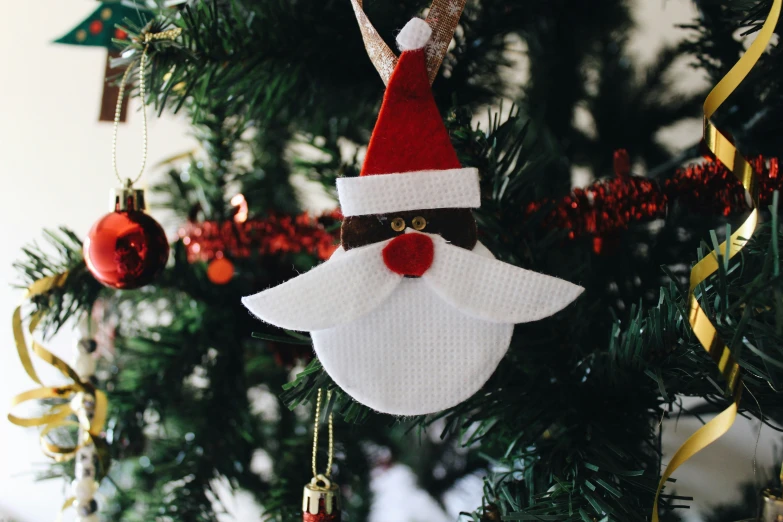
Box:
(12, 227, 103, 334)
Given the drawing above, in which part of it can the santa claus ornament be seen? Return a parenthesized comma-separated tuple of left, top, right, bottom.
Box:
(243, 6, 583, 416)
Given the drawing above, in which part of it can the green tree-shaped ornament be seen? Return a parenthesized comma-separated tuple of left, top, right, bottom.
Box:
(54, 2, 151, 122)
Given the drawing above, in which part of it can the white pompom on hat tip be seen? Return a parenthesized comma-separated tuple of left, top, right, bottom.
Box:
(396, 18, 432, 51)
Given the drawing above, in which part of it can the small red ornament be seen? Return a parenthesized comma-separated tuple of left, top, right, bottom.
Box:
(114, 28, 128, 40)
(207, 257, 235, 285)
(89, 20, 104, 35)
(84, 185, 169, 289)
(302, 476, 341, 522)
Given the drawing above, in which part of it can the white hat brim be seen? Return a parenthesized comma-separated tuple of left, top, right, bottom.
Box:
(336, 168, 481, 217)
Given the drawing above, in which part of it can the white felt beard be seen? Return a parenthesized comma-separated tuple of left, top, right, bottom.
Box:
(311, 240, 513, 415)
(242, 232, 583, 415)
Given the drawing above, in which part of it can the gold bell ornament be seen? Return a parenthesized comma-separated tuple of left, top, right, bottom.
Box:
(302, 390, 341, 522)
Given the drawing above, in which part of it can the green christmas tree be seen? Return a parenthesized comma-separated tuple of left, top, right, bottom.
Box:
(10, 0, 783, 521)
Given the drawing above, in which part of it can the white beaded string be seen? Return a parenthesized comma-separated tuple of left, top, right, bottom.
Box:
(71, 338, 100, 522)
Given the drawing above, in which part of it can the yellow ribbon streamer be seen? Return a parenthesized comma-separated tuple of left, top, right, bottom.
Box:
(652, 1, 781, 520)
(8, 272, 109, 464)
(350, 0, 467, 85)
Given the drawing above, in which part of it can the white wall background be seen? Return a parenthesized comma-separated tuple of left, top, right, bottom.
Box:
(0, 3, 196, 521)
(0, 1, 779, 521)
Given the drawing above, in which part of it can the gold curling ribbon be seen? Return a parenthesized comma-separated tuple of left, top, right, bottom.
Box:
(8, 272, 109, 463)
(350, 0, 467, 85)
(56, 497, 77, 522)
(652, 1, 781, 520)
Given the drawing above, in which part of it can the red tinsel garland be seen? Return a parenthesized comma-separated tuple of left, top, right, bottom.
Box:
(665, 155, 780, 216)
(182, 153, 780, 263)
(526, 150, 666, 241)
(179, 210, 341, 264)
(527, 150, 780, 253)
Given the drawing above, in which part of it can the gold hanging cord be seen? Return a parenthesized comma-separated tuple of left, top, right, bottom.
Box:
(312, 388, 334, 480)
(112, 27, 182, 186)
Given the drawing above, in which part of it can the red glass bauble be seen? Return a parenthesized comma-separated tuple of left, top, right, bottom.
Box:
(83, 210, 169, 289)
(303, 508, 341, 522)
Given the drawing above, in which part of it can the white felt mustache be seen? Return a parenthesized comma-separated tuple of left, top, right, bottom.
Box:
(242, 233, 583, 332)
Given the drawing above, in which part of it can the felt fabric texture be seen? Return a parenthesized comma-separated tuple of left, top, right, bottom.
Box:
(243, 238, 584, 415)
(382, 232, 434, 276)
(243, 236, 582, 332)
(311, 242, 514, 415)
(422, 236, 585, 324)
(337, 168, 480, 217)
(396, 18, 432, 51)
(341, 208, 478, 252)
(241, 241, 401, 331)
(360, 49, 461, 176)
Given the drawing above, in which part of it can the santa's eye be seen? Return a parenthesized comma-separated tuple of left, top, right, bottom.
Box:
(390, 217, 406, 232)
(411, 216, 427, 231)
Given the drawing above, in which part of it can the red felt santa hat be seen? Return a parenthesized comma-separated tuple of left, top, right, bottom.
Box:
(337, 18, 481, 218)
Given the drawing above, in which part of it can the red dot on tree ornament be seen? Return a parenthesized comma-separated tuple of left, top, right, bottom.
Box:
(115, 28, 128, 40)
(207, 257, 235, 285)
(89, 20, 104, 35)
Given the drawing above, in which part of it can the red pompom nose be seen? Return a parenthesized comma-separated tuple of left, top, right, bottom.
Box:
(382, 233, 434, 277)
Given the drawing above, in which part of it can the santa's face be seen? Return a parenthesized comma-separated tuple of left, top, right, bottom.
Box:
(242, 208, 583, 415)
(341, 208, 477, 252)
(342, 208, 479, 283)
